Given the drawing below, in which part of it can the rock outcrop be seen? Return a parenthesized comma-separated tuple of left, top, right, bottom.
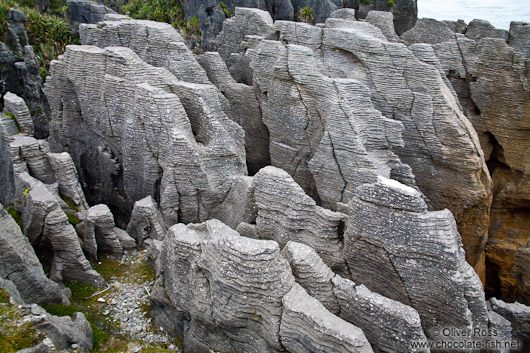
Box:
(489, 298, 530, 351)
(280, 283, 373, 353)
(253, 166, 347, 271)
(402, 16, 530, 301)
(0, 203, 65, 305)
(281, 241, 340, 314)
(44, 43, 246, 225)
(157, 219, 295, 352)
(344, 176, 488, 333)
(22, 183, 105, 287)
(332, 276, 429, 353)
(234, 9, 491, 277)
(31, 310, 93, 352)
(0, 11, 48, 139)
(3, 92, 35, 136)
(126, 196, 167, 246)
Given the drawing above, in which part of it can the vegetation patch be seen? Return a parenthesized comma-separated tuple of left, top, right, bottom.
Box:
(5, 205, 23, 229)
(299, 6, 314, 24)
(0, 289, 45, 352)
(0, 0, 78, 79)
(121, 0, 183, 26)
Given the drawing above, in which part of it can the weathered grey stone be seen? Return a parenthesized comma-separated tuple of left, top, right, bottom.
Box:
(365, 11, 399, 42)
(126, 196, 167, 246)
(47, 152, 88, 211)
(10, 135, 55, 185)
(7, 9, 28, 53)
(0, 203, 65, 305)
(465, 19, 508, 42)
(318, 18, 491, 277)
(489, 298, 530, 350)
(509, 21, 530, 59)
(3, 92, 34, 136)
(400, 18, 455, 45)
(332, 275, 429, 353)
(215, 175, 257, 230)
(216, 7, 275, 84)
(198, 51, 269, 174)
(86, 204, 122, 257)
(254, 166, 347, 271)
(0, 114, 17, 205)
(344, 176, 488, 334)
(15, 343, 50, 353)
(67, 0, 114, 34)
(0, 277, 24, 304)
(113, 227, 136, 250)
(329, 8, 356, 21)
(280, 283, 373, 353)
(22, 185, 105, 287)
(250, 38, 415, 208)
(44, 45, 246, 226)
(487, 309, 512, 353)
(79, 18, 210, 85)
(281, 241, 339, 314)
(31, 311, 93, 352)
(443, 19, 467, 34)
(158, 219, 295, 352)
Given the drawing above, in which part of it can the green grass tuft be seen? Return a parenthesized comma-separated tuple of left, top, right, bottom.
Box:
(6, 205, 23, 229)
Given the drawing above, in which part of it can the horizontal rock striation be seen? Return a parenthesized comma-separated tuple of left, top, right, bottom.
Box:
(281, 241, 340, 314)
(332, 276, 429, 353)
(157, 219, 295, 352)
(0, 203, 65, 305)
(253, 166, 347, 271)
(126, 196, 167, 246)
(403, 16, 530, 301)
(344, 176, 489, 333)
(22, 183, 105, 287)
(3, 92, 34, 136)
(44, 43, 246, 225)
(280, 283, 373, 353)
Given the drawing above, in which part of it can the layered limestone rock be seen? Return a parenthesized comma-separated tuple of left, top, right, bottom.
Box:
(489, 298, 530, 350)
(44, 44, 246, 225)
(126, 196, 167, 246)
(197, 51, 269, 174)
(404, 16, 530, 300)
(236, 10, 491, 277)
(253, 166, 347, 271)
(10, 135, 55, 185)
(344, 176, 489, 333)
(0, 203, 65, 305)
(31, 310, 93, 352)
(21, 184, 105, 287)
(332, 276, 429, 353)
(79, 18, 210, 85)
(280, 283, 373, 353)
(281, 241, 339, 314)
(250, 34, 414, 208)
(157, 219, 295, 352)
(47, 152, 88, 211)
(216, 7, 275, 84)
(3, 92, 34, 136)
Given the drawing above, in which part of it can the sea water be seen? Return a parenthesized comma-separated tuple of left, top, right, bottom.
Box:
(417, 0, 530, 30)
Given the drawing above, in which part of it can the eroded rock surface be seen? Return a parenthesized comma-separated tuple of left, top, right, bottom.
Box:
(44, 43, 246, 225)
(253, 166, 347, 271)
(404, 16, 530, 300)
(0, 203, 65, 305)
(344, 176, 488, 333)
(280, 283, 373, 353)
